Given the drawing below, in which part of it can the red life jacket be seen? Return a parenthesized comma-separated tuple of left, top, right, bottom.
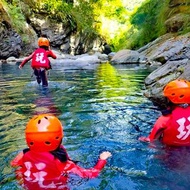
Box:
(31, 48, 50, 69)
(162, 106, 190, 146)
(11, 146, 107, 189)
(22, 151, 68, 189)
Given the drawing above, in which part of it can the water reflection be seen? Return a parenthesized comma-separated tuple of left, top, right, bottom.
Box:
(96, 62, 122, 98)
(32, 87, 61, 116)
(95, 62, 142, 101)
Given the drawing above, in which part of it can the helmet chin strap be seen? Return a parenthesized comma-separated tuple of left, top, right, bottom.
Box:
(178, 103, 189, 108)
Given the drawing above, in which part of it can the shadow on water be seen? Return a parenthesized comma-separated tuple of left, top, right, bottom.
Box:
(1, 62, 190, 189)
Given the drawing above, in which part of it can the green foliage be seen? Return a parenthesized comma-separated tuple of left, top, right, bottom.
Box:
(41, 0, 98, 37)
(71, 0, 95, 32)
(42, 0, 74, 26)
(3, 0, 189, 52)
(126, 0, 169, 49)
(3, 0, 26, 34)
(91, 0, 133, 51)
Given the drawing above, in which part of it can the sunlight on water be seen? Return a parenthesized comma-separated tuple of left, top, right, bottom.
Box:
(1, 62, 190, 190)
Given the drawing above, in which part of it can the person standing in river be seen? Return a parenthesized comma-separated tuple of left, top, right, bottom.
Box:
(19, 37, 57, 87)
(10, 114, 112, 190)
(139, 79, 190, 146)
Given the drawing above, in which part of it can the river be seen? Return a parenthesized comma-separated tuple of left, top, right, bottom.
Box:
(1, 61, 190, 190)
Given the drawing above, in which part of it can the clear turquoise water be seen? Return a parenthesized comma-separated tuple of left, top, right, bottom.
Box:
(1, 62, 190, 190)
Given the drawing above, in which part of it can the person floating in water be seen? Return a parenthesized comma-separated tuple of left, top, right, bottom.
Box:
(139, 79, 190, 146)
(19, 37, 57, 87)
(11, 114, 112, 190)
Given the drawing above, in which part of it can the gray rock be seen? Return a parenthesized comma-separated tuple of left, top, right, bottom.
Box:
(138, 33, 190, 64)
(110, 49, 141, 64)
(144, 58, 190, 107)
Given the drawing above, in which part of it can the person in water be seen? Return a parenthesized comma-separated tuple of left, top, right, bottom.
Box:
(11, 114, 112, 190)
(19, 37, 57, 87)
(139, 79, 190, 146)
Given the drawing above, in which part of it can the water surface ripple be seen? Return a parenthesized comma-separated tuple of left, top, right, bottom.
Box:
(1, 62, 190, 190)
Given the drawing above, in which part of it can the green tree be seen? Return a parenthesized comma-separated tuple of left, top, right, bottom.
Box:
(127, 0, 169, 49)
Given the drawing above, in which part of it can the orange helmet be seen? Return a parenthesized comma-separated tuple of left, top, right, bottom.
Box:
(25, 114, 63, 152)
(38, 37, 50, 47)
(163, 79, 190, 104)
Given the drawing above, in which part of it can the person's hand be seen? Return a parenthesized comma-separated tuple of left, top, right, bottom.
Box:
(138, 136, 150, 142)
(19, 65, 22, 69)
(99, 151, 112, 160)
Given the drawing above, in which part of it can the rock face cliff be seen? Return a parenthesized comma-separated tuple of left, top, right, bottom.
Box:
(140, 0, 190, 108)
(0, 1, 107, 59)
(0, 3, 22, 59)
(142, 32, 190, 109)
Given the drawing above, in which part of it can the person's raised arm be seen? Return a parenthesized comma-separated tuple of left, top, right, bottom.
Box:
(68, 151, 112, 178)
(10, 151, 24, 167)
(19, 53, 34, 69)
(47, 50, 57, 59)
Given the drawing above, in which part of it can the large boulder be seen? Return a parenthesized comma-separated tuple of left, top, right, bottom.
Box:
(144, 58, 190, 108)
(0, 27, 22, 59)
(110, 49, 147, 64)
